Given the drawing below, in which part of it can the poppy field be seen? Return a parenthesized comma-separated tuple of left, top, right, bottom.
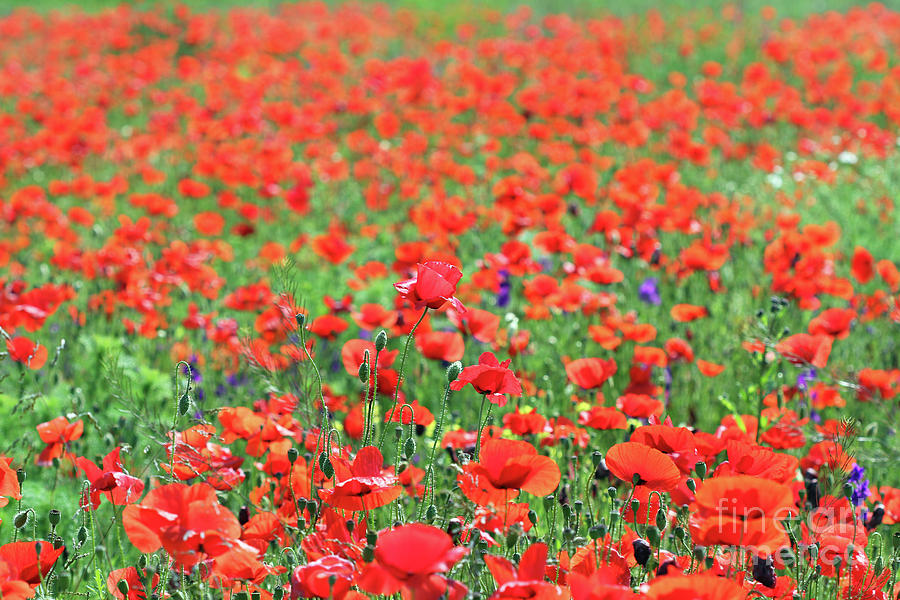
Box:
(2, 1, 900, 598)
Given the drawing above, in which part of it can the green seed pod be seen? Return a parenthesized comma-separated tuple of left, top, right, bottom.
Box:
(358, 361, 370, 383)
(345, 519, 355, 534)
(295, 313, 306, 327)
(16, 469, 25, 485)
(694, 462, 707, 479)
(48, 509, 61, 527)
(655, 508, 667, 530)
(527, 510, 538, 526)
(447, 361, 463, 382)
(673, 526, 685, 542)
(591, 451, 603, 468)
(543, 495, 555, 512)
(363, 546, 375, 563)
(233, 592, 250, 600)
(607, 486, 617, 499)
(588, 525, 604, 540)
(685, 478, 696, 493)
(306, 500, 318, 521)
(506, 529, 520, 547)
(842, 482, 854, 500)
(630, 498, 640, 514)
(287, 447, 299, 464)
(609, 510, 621, 525)
(374, 330, 388, 351)
(13, 511, 28, 529)
(366, 531, 378, 546)
(511, 552, 521, 563)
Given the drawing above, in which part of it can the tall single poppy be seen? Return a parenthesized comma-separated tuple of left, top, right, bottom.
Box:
(450, 352, 522, 407)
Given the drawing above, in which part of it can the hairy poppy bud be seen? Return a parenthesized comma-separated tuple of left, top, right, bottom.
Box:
(295, 313, 306, 327)
(374, 330, 388, 351)
(178, 391, 190, 416)
(403, 437, 416, 459)
(447, 361, 462, 382)
(425, 504, 437, 522)
(633, 538, 651, 566)
(527, 510, 538, 526)
(655, 508, 667, 530)
(358, 361, 369, 383)
(14, 511, 28, 529)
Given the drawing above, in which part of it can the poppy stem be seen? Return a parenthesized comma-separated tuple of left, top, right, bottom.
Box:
(379, 307, 428, 449)
(473, 394, 488, 461)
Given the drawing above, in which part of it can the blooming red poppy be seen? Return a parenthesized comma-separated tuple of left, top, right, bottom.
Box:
(645, 573, 746, 599)
(35, 416, 83, 466)
(484, 543, 563, 600)
(76, 447, 145, 510)
(394, 261, 465, 312)
(0, 541, 64, 586)
(318, 446, 401, 511)
(775, 333, 833, 368)
(450, 352, 522, 407)
(357, 523, 468, 600)
(605, 442, 681, 492)
(415, 330, 465, 362)
(578, 406, 627, 430)
(291, 555, 356, 600)
(851, 246, 874, 283)
(0, 458, 21, 509)
(5, 337, 48, 370)
(458, 438, 560, 505)
(122, 483, 242, 568)
(565, 357, 618, 390)
(670, 304, 709, 322)
(807, 307, 856, 339)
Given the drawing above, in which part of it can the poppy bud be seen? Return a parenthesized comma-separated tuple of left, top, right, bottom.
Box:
(345, 519, 355, 533)
(447, 361, 462, 382)
(425, 505, 437, 522)
(607, 486, 617, 499)
(842, 482, 854, 500)
(692, 546, 706, 562)
(647, 526, 661, 547)
(543, 495, 555, 512)
(77, 525, 88, 547)
(589, 524, 604, 540)
(686, 478, 696, 492)
(673, 526, 685, 542)
(404, 437, 416, 459)
(874, 555, 884, 573)
(319, 454, 334, 479)
(358, 361, 369, 383)
(274, 588, 285, 600)
(633, 538, 651, 566)
(374, 330, 388, 351)
(694, 461, 706, 479)
(16, 469, 25, 484)
(178, 390, 190, 416)
(34, 542, 42, 556)
(14, 511, 28, 529)
(655, 508, 667, 530)
(49, 509, 61, 526)
(527, 510, 538, 526)
(306, 500, 318, 521)
(779, 546, 795, 568)
(287, 447, 299, 464)
(138, 555, 147, 570)
(295, 313, 306, 327)
(752, 554, 776, 589)
(591, 451, 603, 467)
(117, 580, 129, 596)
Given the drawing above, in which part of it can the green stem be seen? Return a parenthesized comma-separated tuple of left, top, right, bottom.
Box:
(379, 308, 428, 449)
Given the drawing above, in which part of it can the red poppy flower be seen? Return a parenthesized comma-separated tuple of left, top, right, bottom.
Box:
(775, 334, 832, 368)
(605, 442, 681, 492)
(0, 541, 64, 586)
(565, 357, 618, 390)
(807, 307, 856, 339)
(291, 555, 356, 600)
(578, 406, 627, 430)
(415, 330, 465, 362)
(851, 246, 874, 283)
(122, 483, 242, 568)
(357, 523, 468, 600)
(35, 416, 83, 466)
(458, 438, 560, 505)
(696, 359, 725, 377)
(5, 337, 48, 370)
(485, 543, 564, 600)
(76, 447, 145, 510)
(318, 446, 401, 511)
(645, 573, 746, 599)
(450, 352, 522, 407)
(0, 458, 21, 508)
(394, 261, 465, 312)
(670, 304, 709, 322)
